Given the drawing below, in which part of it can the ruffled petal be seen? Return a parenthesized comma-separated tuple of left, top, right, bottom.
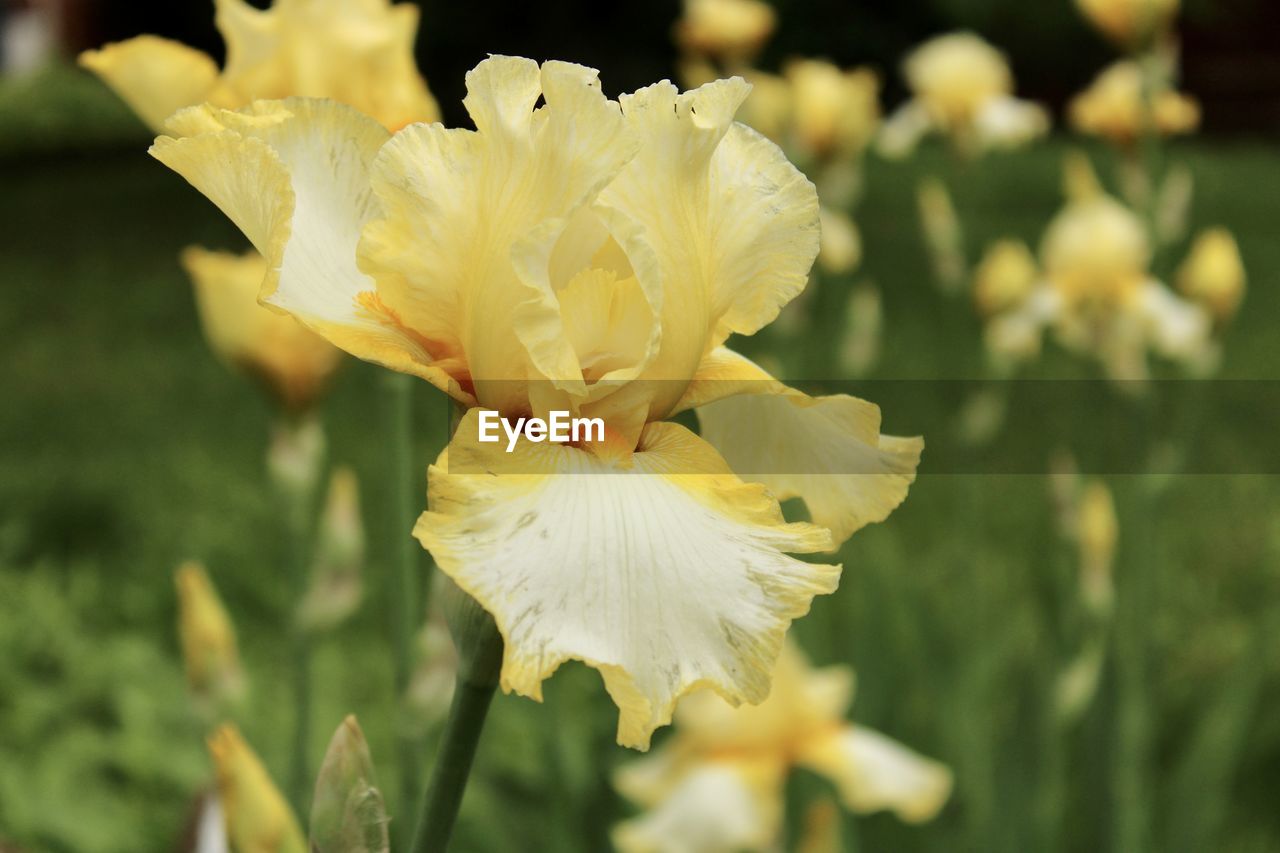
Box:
(359, 57, 637, 411)
(680, 349, 921, 547)
(598, 78, 820, 417)
(151, 98, 466, 400)
(612, 760, 784, 853)
(797, 725, 953, 823)
(415, 409, 839, 749)
(79, 36, 219, 131)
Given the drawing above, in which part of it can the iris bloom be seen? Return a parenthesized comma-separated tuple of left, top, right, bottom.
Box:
(1069, 60, 1199, 148)
(879, 32, 1048, 158)
(612, 640, 952, 851)
(675, 0, 776, 65)
(78, 0, 439, 133)
(81, 0, 442, 412)
(982, 158, 1211, 380)
(1076, 0, 1178, 47)
(151, 57, 921, 749)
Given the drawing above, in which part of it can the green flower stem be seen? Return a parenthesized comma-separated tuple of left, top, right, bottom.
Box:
(411, 584, 503, 853)
(382, 371, 425, 826)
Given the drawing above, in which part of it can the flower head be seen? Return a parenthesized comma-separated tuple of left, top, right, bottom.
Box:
(1177, 228, 1245, 324)
(675, 0, 776, 64)
(1069, 60, 1199, 147)
(784, 60, 881, 162)
(152, 57, 920, 749)
(880, 32, 1048, 158)
(80, 0, 438, 132)
(612, 640, 952, 851)
(184, 247, 341, 412)
(982, 156, 1212, 380)
(974, 239, 1038, 317)
(1076, 0, 1179, 46)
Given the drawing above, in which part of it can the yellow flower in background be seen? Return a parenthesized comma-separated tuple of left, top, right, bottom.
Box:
(79, 0, 439, 132)
(1069, 60, 1200, 147)
(208, 725, 306, 853)
(184, 248, 341, 412)
(1178, 228, 1246, 324)
(175, 561, 244, 706)
(612, 640, 952, 851)
(1076, 0, 1179, 46)
(974, 239, 1038, 317)
(151, 57, 921, 749)
(675, 0, 776, 64)
(880, 32, 1048, 158)
(983, 156, 1213, 380)
(785, 60, 881, 161)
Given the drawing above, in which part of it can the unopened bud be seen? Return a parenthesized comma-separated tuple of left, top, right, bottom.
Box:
(266, 416, 326, 508)
(208, 725, 306, 853)
(917, 178, 966, 293)
(973, 240, 1038, 317)
(175, 562, 244, 709)
(310, 716, 389, 853)
(837, 282, 881, 377)
(297, 467, 365, 633)
(1177, 228, 1245, 324)
(1077, 481, 1118, 613)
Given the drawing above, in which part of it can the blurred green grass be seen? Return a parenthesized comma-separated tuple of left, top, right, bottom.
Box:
(2, 67, 1280, 852)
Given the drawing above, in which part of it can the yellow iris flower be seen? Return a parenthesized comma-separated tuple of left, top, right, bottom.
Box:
(983, 157, 1212, 380)
(674, 0, 776, 65)
(1076, 0, 1179, 47)
(78, 0, 438, 133)
(150, 57, 920, 749)
(81, 0, 441, 412)
(880, 32, 1048, 158)
(1069, 60, 1200, 148)
(612, 640, 952, 851)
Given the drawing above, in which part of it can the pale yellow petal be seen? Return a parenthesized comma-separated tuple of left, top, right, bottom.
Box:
(79, 36, 219, 132)
(414, 409, 839, 749)
(797, 725, 953, 823)
(599, 78, 820, 417)
(360, 57, 637, 411)
(681, 349, 921, 547)
(151, 98, 463, 400)
(613, 760, 783, 853)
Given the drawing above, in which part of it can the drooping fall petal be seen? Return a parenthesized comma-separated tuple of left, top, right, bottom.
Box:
(414, 409, 838, 749)
(79, 36, 220, 131)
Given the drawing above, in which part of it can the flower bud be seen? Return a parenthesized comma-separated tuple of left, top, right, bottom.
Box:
(310, 716, 389, 853)
(973, 240, 1038, 317)
(175, 561, 244, 708)
(266, 416, 326, 508)
(297, 467, 366, 633)
(1077, 481, 1118, 613)
(838, 282, 881, 377)
(1177, 228, 1245, 324)
(917, 178, 967, 293)
(208, 724, 306, 853)
(817, 208, 862, 276)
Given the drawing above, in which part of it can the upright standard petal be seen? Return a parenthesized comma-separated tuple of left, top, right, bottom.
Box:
(679, 349, 922, 547)
(79, 36, 220, 131)
(599, 78, 821, 418)
(151, 98, 464, 399)
(414, 409, 839, 749)
(359, 57, 639, 411)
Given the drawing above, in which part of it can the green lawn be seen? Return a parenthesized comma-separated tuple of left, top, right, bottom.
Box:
(2, 68, 1279, 852)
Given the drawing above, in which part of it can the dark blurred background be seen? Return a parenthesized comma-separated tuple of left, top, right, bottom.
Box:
(8, 0, 1280, 133)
